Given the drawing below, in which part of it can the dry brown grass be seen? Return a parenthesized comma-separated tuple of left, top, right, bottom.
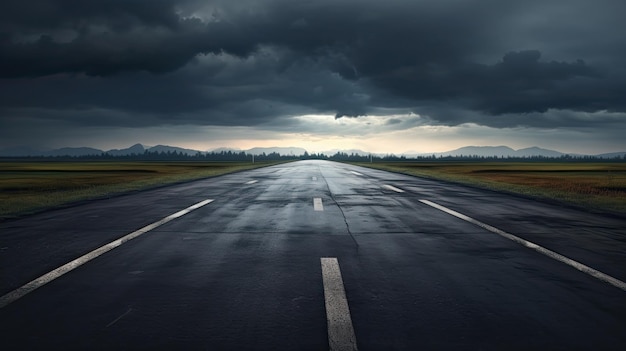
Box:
(0, 161, 284, 219)
(355, 162, 626, 214)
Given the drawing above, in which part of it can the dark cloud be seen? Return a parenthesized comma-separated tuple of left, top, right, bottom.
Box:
(0, 49, 374, 128)
(374, 50, 609, 116)
(0, 0, 184, 31)
(1, 17, 216, 77)
(1, 0, 625, 137)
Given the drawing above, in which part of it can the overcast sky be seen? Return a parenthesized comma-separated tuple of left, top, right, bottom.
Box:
(1, 0, 625, 154)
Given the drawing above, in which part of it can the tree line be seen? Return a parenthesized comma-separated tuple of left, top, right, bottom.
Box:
(2, 149, 625, 162)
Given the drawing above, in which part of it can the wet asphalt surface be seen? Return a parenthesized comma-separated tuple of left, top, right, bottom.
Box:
(1, 160, 625, 350)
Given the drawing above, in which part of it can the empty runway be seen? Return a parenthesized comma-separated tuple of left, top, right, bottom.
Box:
(1, 160, 625, 350)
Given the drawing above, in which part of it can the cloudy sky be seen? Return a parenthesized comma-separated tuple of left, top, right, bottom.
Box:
(1, 0, 625, 154)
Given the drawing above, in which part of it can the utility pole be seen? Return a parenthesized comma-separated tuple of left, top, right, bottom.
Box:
(370, 154, 373, 163)
(252, 154, 255, 164)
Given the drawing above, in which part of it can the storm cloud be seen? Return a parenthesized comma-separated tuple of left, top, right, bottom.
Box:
(1, 0, 625, 149)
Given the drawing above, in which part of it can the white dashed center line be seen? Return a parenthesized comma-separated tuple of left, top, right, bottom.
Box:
(312, 176, 318, 181)
(382, 184, 405, 193)
(245, 180, 258, 185)
(419, 199, 626, 292)
(314, 197, 324, 211)
(321, 257, 358, 351)
(350, 171, 364, 176)
(0, 199, 215, 309)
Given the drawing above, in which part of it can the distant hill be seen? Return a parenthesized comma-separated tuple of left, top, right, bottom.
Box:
(0, 143, 202, 157)
(106, 144, 204, 156)
(431, 146, 565, 158)
(106, 144, 203, 156)
(245, 147, 307, 156)
(515, 147, 564, 157)
(1, 143, 624, 159)
(321, 148, 375, 156)
(209, 147, 242, 153)
(437, 146, 516, 157)
(105, 143, 146, 156)
(147, 145, 203, 156)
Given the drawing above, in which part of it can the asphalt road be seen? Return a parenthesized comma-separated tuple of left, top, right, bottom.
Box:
(1, 160, 625, 350)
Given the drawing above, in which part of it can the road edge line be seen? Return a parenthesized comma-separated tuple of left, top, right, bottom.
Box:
(419, 199, 626, 292)
(0, 199, 214, 309)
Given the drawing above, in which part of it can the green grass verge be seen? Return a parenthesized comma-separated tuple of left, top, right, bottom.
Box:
(0, 161, 287, 219)
(352, 162, 626, 215)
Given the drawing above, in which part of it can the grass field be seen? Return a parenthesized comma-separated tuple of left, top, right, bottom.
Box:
(0, 161, 285, 219)
(2, 160, 625, 219)
(355, 162, 626, 214)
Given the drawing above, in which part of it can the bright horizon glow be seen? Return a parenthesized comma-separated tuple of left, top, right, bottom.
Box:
(46, 113, 622, 155)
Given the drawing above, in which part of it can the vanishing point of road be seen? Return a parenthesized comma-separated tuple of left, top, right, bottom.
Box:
(1, 160, 625, 350)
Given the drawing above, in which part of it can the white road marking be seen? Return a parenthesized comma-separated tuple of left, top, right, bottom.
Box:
(314, 197, 324, 211)
(245, 180, 258, 185)
(312, 176, 318, 181)
(0, 199, 214, 309)
(321, 257, 358, 351)
(419, 199, 626, 292)
(350, 171, 364, 176)
(382, 184, 405, 193)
